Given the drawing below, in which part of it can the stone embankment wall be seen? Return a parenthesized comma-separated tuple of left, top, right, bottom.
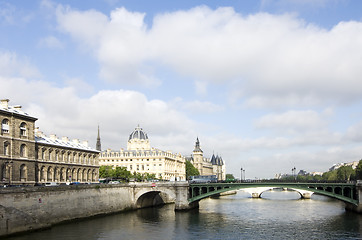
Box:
(0, 184, 148, 237)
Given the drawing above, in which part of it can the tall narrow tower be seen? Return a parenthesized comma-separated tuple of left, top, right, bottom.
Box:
(96, 125, 101, 151)
(193, 137, 204, 175)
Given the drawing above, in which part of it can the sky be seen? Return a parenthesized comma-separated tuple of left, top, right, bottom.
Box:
(1, 0, 362, 179)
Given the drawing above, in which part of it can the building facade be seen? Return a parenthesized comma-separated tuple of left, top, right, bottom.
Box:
(0, 99, 99, 186)
(188, 138, 226, 181)
(99, 126, 186, 181)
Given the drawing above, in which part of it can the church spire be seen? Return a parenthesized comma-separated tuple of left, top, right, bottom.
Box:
(193, 137, 203, 153)
(96, 125, 101, 151)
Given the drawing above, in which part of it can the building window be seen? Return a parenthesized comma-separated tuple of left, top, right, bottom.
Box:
(4, 141, 10, 155)
(20, 164, 27, 181)
(20, 122, 27, 136)
(20, 144, 27, 157)
(1, 119, 9, 134)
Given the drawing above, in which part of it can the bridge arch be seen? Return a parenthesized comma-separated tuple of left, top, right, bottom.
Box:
(134, 186, 176, 209)
(136, 191, 165, 208)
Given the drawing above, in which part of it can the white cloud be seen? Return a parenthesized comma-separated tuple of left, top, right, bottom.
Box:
(0, 74, 195, 152)
(171, 98, 224, 114)
(38, 36, 64, 49)
(0, 2, 16, 25)
(255, 110, 328, 134)
(54, 5, 362, 106)
(0, 51, 41, 78)
(344, 121, 362, 142)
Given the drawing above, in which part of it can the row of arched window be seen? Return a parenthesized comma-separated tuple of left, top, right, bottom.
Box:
(2, 163, 28, 182)
(39, 165, 98, 182)
(37, 146, 98, 166)
(3, 141, 28, 157)
(1, 119, 28, 137)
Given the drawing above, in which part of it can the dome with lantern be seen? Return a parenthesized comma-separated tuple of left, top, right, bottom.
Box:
(127, 125, 151, 151)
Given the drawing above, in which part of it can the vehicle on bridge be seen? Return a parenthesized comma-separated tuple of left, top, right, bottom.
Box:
(189, 175, 218, 183)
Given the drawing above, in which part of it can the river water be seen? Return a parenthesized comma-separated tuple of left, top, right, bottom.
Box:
(4, 190, 362, 240)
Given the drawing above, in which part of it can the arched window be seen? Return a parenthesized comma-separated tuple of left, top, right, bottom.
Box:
(20, 144, 27, 157)
(1, 119, 9, 134)
(20, 122, 27, 136)
(41, 148, 45, 160)
(47, 167, 53, 181)
(20, 164, 27, 181)
(3, 141, 10, 155)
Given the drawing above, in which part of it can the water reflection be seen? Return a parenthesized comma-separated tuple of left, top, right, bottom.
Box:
(4, 191, 362, 240)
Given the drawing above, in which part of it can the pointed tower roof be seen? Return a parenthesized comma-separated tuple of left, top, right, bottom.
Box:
(211, 154, 217, 165)
(96, 125, 101, 151)
(193, 137, 203, 153)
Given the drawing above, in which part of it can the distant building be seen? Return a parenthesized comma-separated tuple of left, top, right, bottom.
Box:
(0, 99, 99, 186)
(329, 161, 359, 171)
(99, 126, 186, 181)
(187, 138, 226, 181)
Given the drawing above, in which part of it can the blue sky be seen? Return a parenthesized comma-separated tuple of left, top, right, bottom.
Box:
(1, 0, 362, 179)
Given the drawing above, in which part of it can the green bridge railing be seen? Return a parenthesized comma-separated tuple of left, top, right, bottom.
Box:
(188, 182, 359, 205)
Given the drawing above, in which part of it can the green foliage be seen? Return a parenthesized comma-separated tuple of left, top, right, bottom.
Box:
(99, 166, 132, 182)
(185, 160, 200, 179)
(226, 174, 235, 180)
(337, 166, 354, 181)
(99, 166, 114, 178)
(355, 160, 362, 180)
(322, 170, 337, 181)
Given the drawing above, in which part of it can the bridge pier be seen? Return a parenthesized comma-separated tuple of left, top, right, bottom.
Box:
(289, 189, 313, 199)
(345, 181, 362, 213)
(243, 187, 274, 198)
(174, 182, 199, 211)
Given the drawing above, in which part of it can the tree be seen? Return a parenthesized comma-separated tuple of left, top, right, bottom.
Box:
(337, 166, 354, 181)
(99, 166, 114, 178)
(226, 174, 235, 180)
(355, 160, 362, 180)
(322, 170, 337, 181)
(185, 160, 200, 179)
(133, 172, 143, 182)
(114, 167, 132, 181)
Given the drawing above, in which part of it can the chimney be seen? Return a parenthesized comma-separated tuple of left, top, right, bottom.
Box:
(62, 136, 69, 142)
(0, 99, 9, 109)
(82, 140, 88, 147)
(49, 134, 57, 140)
(13, 105, 22, 110)
(35, 127, 44, 137)
(72, 139, 80, 144)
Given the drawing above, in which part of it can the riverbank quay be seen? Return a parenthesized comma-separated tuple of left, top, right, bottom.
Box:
(0, 182, 181, 237)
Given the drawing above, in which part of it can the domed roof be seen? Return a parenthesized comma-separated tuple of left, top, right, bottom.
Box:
(129, 126, 148, 141)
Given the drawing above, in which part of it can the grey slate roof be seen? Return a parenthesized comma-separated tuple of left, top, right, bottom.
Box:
(35, 135, 98, 152)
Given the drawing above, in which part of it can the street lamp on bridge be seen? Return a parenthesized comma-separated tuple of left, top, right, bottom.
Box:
(292, 167, 296, 181)
(240, 167, 243, 182)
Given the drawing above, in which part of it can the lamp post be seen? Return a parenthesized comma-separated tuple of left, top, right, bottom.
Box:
(292, 167, 296, 181)
(240, 167, 243, 182)
(5, 160, 13, 186)
(243, 169, 245, 181)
